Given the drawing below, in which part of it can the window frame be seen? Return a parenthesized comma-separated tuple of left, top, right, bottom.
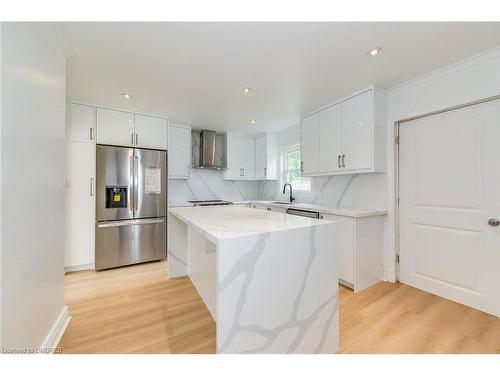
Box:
(280, 143, 312, 197)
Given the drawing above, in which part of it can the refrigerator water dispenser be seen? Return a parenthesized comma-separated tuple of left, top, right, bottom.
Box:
(105, 186, 128, 209)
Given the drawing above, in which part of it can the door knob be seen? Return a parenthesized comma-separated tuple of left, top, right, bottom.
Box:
(488, 218, 499, 226)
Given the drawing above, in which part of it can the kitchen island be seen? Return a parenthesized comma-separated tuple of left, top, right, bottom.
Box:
(168, 205, 339, 354)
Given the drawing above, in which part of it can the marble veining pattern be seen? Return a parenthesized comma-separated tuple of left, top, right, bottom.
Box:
(168, 206, 339, 353)
(169, 168, 261, 204)
(217, 224, 338, 353)
(218, 225, 338, 353)
(168, 206, 333, 241)
(261, 171, 386, 211)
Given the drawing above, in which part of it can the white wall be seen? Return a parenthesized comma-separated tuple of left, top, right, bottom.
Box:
(385, 47, 500, 282)
(0, 23, 67, 350)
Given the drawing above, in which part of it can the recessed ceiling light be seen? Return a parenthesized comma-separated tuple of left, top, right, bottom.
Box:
(368, 47, 382, 56)
(250, 120, 256, 124)
(121, 92, 131, 99)
(243, 87, 251, 94)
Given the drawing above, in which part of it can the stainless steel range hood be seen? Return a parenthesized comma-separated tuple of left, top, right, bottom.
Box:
(192, 130, 227, 170)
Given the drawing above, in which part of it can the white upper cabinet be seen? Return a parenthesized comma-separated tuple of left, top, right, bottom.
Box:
(300, 86, 386, 176)
(242, 136, 256, 178)
(134, 114, 167, 150)
(255, 135, 266, 179)
(96, 107, 135, 147)
(300, 112, 320, 175)
(255, 132, 278, 180)
(70, 103, 95, 143)
(96, 108, 168, 150)
(223, 134, 256, 180)
(341, 90, 372, 171)
(224, 134, 243, 179)
(168, 124, 191, 179)
(319, 103, 342, 172)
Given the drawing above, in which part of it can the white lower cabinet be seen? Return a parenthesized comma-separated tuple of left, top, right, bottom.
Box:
(250, 202, 384, 292)
(66, 141, 95, 270)
(321, 213, 384, 292)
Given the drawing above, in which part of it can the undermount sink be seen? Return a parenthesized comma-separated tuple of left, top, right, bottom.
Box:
(271, 201, 291, 205)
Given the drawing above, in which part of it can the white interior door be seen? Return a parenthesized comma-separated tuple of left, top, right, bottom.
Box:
(399, 99, 499, 316)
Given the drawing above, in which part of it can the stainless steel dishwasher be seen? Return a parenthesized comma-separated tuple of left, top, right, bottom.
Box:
(285, 208, 320, 219)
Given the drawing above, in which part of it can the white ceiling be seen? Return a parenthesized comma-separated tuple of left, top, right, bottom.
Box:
(62, 22, 500, 134)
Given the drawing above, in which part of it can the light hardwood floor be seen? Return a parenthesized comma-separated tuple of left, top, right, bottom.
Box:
(59, 261, 500, 354)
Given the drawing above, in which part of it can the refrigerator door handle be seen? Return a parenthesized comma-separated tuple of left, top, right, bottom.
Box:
(129, 152, 135, 217)
(97, 218, 165, 228)
(134, 150, 139, 216)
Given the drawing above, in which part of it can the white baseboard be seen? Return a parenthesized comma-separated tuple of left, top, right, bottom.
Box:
(64, 263, 94, 273)
(39, 305, 71, 353)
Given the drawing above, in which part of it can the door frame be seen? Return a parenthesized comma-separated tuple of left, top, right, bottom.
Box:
(394, 93, 500, 283)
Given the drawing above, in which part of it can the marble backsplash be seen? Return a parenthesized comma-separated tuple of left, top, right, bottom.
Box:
(260, 173, 387, 210)
(168, 168, 262, 204)
(169, 124, 386, 210)
(169, 167, 386, 211)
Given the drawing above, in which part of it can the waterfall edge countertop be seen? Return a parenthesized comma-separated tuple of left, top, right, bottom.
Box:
(168, 205, 334, 243)
(168, 205, 339, 353)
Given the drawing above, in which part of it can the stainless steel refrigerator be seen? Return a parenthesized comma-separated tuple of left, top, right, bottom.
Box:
(95, 145, 167, 270)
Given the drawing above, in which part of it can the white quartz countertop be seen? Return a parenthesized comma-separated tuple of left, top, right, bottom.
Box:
(168, 205, 334, 242)
(251, 201, 387, 218)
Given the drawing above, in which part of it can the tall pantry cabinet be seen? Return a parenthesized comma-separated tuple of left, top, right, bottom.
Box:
(66, 103, 96, 270)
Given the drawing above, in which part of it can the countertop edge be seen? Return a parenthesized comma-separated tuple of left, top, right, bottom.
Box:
(250, 201, 387, 218)
(168, 206, 336, 241)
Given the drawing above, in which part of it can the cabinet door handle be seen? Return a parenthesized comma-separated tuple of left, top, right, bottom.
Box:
(90, 178, 94, 196)
(131, 133, 134, 145)
(301, 161, 304, 173)
(89, 127, 94, 141)
(135, 133, 138, 145)
(264, 167, 267, 177)
(342, 154, 346, 168)
(338, 155, 341, 168)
